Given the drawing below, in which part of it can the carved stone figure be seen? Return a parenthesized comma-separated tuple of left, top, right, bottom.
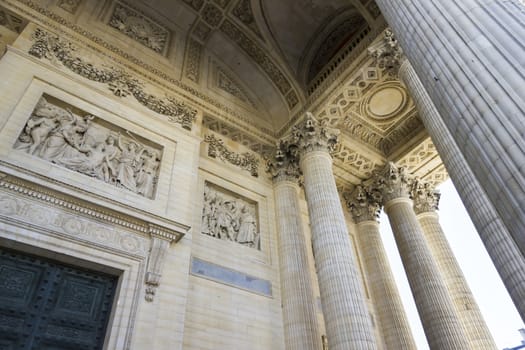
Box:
(14, 95, 162, 198)
(136, 150, 160, 198)
(201, 183, 260, 250)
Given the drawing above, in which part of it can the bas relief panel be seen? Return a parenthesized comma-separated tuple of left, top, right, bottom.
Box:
(108, 2, 170, 54)
(202, 182, 260, 250)
(14, 95, 163, 199)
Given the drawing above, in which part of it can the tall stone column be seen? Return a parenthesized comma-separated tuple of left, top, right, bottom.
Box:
(346, 185, 417, 350)
(377, 34, 525, 321)
(284, 112, 377, 350)
(375, 162, 470, 350)
(266, 145, 322, 350)
(412, 179, 497, 349)
(373, 0, 525, 259)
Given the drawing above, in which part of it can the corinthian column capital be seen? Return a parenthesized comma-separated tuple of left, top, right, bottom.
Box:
(346, 185, 382, 223)
(374, 162, 412, 203)
(285, 112, 340, 156)
(266, 142, 302, 183)
(411, 179, 441, 215)
(368, 28, 406, 76)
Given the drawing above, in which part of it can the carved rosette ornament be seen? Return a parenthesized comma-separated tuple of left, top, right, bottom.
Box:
(411, 178, 441, 214)
(285, 112, 340, 156)
(346, 185, 382, 223)
(368, 28, 405, 76)
(373, 162, 412, 203)
(266, 141, 301, 183)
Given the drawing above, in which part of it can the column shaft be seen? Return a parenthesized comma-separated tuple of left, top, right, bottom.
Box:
(356, 220, 417, 349)
(375, 0, 525, 257)
(418, 211, 496, 349)
(398, 58, 525, 321)
(384, 197, 470, 349)
(301, 151, 376, 350)
(274, 181, 322, 350)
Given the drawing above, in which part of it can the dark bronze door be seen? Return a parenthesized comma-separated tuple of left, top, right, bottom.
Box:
(0, 248, 118, 350)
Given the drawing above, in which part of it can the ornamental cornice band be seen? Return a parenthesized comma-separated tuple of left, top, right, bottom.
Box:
(0, 172, 187, 242)
(28, 28, 197, 130)
(204, 134, 259, 177)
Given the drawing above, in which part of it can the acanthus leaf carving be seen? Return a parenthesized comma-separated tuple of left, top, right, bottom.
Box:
(28, 28, 197, 130)
(373, 162, 412, 203)
(410, 178, 440, 214)
(144, 234, 171, 302)
(345, 184, 382, 223)
(368, 28, 404, 76)
(266, 141, 301, 183)
(204, 134, 259, 177)
(283, 112, 340, 156)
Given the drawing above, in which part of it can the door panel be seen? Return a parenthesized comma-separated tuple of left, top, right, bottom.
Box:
(0, 248, 118, 350)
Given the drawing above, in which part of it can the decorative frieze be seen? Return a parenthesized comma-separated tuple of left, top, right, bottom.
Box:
(28, 28, 197, 130)
(411, 178, 440, 214)
(108, 2, 170, 54)
(184, 38, 203, 83)
(0, 6, 25, 33)
(201, 182, 260, 250)
(57, 0, 81, 14)
(204, 134, 259, 177)
(14, 95, 163, 199)
(345, 185, 382, 223)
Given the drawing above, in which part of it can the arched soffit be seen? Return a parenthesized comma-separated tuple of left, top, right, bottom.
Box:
(206, 30, 290, 130)
(301, 9, 368, 85)
(260, 0, 366, 78)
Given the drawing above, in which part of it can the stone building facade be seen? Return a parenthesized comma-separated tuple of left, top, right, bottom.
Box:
(0, 0, 523, 349)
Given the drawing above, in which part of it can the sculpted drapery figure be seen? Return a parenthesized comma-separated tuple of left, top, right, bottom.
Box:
(201, 183, 260, 250)
(15, 96, 162, 198)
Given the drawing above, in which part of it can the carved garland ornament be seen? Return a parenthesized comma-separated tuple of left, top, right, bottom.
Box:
(204, 134, 259, 177)
(28, 28, 197, 130)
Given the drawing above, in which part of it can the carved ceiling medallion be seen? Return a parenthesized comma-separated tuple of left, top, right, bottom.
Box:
(363, 84, 407, 121)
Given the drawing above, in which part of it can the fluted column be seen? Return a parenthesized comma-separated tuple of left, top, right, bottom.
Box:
(266, 146, 322, 350)
(412, 179, 497, 349)
(373, 0, 525, 259)
(284, 112, 377, 350)
(389, 43, 525, 321)
(347, 185, 417, 349)
(375, 162, 470, 350)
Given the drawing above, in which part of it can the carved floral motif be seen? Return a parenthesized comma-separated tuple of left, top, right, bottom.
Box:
(202, 183, 260, 250)
(345, 185, 382, 223)
(28, 28, 197, 130)
(14, 96, 162, 199)
(373, 162, 412, 203)
(368, 28, 404, 76)
(283, 112, 340, 155)
(204, 134, 259, 177)
(410, 178, 440, 214)
(266, 141, 301, 183)
(109, 2, 169, 53)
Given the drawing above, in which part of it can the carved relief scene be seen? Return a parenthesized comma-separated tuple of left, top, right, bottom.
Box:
(14, 95, 163, 199)
(202, 182, 260, 250)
